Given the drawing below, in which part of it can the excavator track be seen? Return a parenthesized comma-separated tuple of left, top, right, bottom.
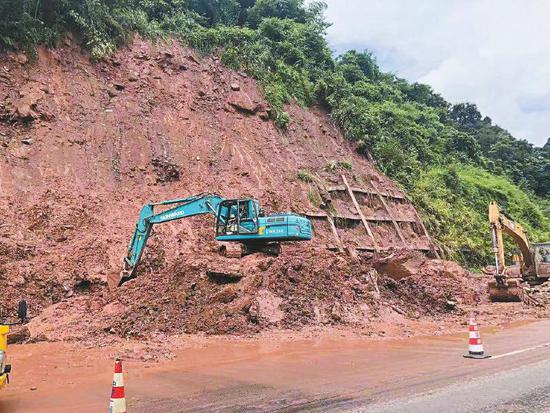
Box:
(219, 243, 243, 258)
(259, 242, 281, 256)
(242, 242, 281, 257)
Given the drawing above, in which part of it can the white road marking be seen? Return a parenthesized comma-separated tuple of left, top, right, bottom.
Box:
(490, 341, 550, 360)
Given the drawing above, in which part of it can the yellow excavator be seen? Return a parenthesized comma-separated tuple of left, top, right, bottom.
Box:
(487, 202, 550, 301)
(0, 301, 27, 390)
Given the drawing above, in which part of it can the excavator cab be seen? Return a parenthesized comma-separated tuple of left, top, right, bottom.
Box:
(535, 244, 550, 263)
(534, 243, 550, 279)
(216, 199, 259, 236)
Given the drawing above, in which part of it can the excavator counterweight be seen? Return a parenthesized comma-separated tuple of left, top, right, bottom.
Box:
(109, 193, 313, 289)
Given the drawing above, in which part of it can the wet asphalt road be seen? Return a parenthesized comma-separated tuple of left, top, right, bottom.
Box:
(130, 358, 550, 413)
(3, 320, 550, 412)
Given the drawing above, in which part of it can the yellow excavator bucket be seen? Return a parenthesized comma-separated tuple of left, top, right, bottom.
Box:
(488, 278, 524, 302)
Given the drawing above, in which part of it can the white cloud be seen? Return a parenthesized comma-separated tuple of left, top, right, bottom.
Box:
(320, 0, 550, 146)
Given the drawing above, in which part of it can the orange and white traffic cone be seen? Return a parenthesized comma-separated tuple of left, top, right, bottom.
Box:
(109, 358, 127, 413)
(464, 318, 490, 359)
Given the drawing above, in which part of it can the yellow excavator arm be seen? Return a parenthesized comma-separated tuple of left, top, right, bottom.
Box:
(488, 202, 550, 302)
(488, 201, 533, 275)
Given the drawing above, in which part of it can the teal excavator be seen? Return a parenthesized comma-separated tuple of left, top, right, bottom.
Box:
(109, 193, 313, 288)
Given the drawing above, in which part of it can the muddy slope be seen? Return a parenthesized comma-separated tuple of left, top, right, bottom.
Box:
(0, 38, 519, 341)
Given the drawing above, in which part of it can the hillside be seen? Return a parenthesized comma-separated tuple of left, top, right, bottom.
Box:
(0, 1, 548, 346)
(1, 4, 550, 411)
(1, 0, 548, 269)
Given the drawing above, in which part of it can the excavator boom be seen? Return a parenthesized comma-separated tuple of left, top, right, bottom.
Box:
(489, 202, 533, 272)
(114, 194, 226, 288)
(122, 194, 224, 278)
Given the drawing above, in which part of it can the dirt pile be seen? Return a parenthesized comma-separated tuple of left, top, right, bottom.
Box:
(21, 247, 494, 343)
(374, 251, 486, 317)
(111, 247, 378, 336)
(0, 38, 537, 343)
(524, 281, 550, 307)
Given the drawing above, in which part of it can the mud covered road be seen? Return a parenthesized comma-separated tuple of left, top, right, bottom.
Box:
(1, 320, 550, 412)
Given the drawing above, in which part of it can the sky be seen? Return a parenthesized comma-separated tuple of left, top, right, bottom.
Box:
(318, 0, 550, 147)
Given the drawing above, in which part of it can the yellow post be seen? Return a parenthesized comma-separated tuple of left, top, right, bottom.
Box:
(0, 325, 8, 350)
(0, 325, 9, 389)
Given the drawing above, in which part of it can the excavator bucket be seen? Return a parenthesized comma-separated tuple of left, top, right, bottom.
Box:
(107, 270, 133, 291)
(107, 272, 123, 291)
(488, 278, 524, 302)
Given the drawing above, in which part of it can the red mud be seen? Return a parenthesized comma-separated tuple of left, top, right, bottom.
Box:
(0, 38, 547, 350)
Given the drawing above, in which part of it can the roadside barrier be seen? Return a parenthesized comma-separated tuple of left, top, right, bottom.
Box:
(464, 318, 491, 359)
(109, 358, 127, 413)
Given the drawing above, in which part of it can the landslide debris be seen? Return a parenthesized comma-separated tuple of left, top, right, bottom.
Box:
(374, 250, 486, 316)
(22, 247, 494, 343)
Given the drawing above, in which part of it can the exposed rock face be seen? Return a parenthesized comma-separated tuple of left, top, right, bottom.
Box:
(151, 157, 181, 182)
(227, 91, 260, 114)
(13, 88, 46, 120)
(374, 250, 471, 281)
(254, 289, 284, 323)
(375, 252, 428, 279)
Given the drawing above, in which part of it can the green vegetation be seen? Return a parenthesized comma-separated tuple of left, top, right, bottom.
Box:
(308, 188, 321, 207)
(411, 166, 550, 267)
(337, 160, 353, 171)
(297, 169, 312, 182)
(274, 111, 290, 129)
(1, 0, 548, 267)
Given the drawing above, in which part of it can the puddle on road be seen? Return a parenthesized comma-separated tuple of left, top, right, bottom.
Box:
(165, 318, 541, 369)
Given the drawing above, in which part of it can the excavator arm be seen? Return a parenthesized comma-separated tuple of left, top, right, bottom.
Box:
(112, 194, 225, 288)
(489, 201, 533, 275)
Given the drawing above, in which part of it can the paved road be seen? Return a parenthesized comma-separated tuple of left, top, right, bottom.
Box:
(129, 320, 550, 412)
(361, 358, 550, 413)
(2, 320, 550, 412)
